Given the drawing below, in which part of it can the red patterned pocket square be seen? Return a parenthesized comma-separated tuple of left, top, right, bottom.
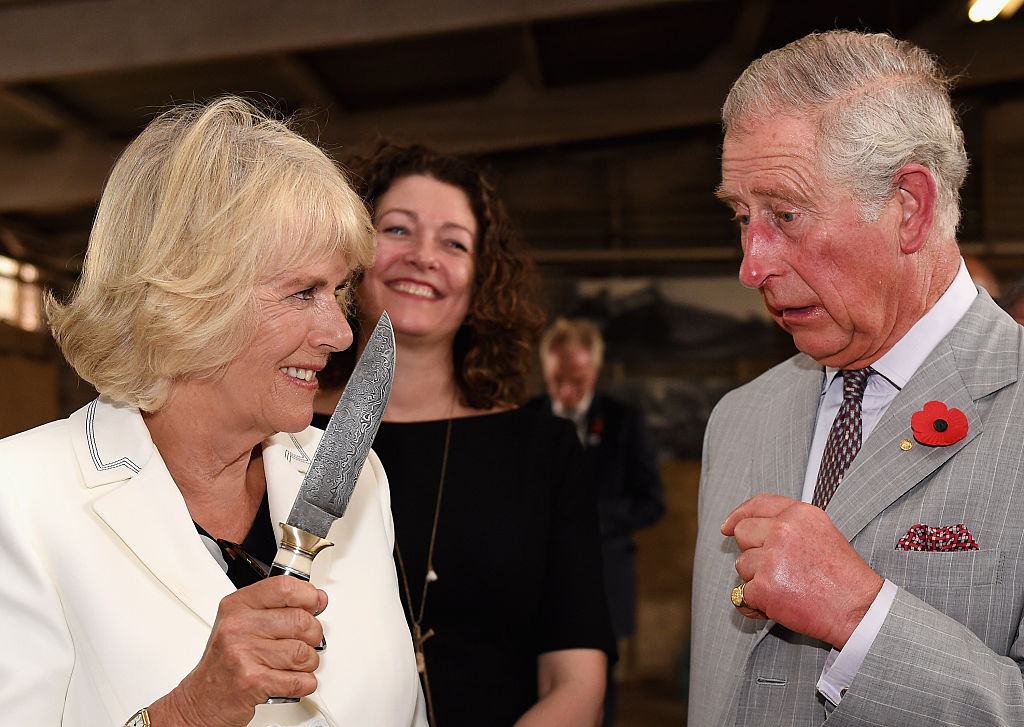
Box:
(896, 523, 979, 551)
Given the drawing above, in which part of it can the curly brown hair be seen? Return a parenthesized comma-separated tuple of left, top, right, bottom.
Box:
(338, 139, 544, 410)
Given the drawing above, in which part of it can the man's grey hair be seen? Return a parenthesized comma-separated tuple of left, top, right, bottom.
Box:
(539, 317, 605, 369)
(722, 30, 969, 240)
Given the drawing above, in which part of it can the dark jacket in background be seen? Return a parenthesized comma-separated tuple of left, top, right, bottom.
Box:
(527, 392, 665, 636)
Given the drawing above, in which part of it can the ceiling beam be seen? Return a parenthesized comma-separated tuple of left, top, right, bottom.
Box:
(0, 59, 735, 212)
(0, 87, 85, 133)
(0, 0, 695, 84)
(320, 61, 735, 154)
(519, 23, 547, 90)
(533, 246, 740, 263)
(270, 53, 339, 112)
(0, 135, 120, 213)
(908, 10, 1024, 89)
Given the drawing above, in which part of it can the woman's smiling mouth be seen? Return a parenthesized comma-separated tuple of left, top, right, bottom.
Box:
(388, 280, 439, 299)
(280, 366, 317, 382)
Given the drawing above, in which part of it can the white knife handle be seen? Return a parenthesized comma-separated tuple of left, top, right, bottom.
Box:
(268, 522, 334, 580)
(264, 522, 334, 705)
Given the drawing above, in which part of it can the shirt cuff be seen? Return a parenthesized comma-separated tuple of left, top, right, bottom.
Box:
(816, 579, 898, 705)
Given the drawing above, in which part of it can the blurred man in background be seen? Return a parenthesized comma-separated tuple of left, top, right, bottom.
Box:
(530, 317, 664, 727)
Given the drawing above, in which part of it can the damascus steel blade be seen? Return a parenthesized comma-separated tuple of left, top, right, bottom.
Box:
(287, 312, 395, 538)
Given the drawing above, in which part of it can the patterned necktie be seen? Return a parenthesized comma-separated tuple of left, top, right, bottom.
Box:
(812, 367, 872, 510)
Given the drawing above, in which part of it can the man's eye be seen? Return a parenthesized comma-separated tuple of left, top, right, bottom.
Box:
(778, 211, 796, 223)
(733, 213, 750, 226)
(292, 288, 315, 301)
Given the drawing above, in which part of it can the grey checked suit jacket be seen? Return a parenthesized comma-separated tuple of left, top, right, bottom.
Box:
(690, 292, 1024, 726)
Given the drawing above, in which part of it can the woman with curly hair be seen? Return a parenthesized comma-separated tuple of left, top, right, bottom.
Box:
(313, 141, 615, 727)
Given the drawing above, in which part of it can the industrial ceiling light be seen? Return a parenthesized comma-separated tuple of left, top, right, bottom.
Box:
(969, 0, 1024, 22)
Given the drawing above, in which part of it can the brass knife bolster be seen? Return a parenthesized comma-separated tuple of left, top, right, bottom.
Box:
(270, 523, 334, 580)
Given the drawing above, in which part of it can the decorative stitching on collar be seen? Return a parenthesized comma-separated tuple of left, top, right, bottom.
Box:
(85, 399, 140, 474)
(284, 433, 311, 465)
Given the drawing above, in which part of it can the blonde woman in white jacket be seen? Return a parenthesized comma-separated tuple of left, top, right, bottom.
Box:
(0, 97, 426, 727)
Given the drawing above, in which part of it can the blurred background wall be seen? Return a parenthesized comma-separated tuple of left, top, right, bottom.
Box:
(4, 1, 1024, 722)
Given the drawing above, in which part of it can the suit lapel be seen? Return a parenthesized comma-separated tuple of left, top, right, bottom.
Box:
(745, 356, 823, 649)
(755, 355, 823, 501)
(826, 295, 1018, 541)
(584, 394, 606, 447)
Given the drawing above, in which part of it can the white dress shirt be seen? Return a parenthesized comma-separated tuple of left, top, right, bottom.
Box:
(800, 259, 978, 704)
(552, 392, 595, 443)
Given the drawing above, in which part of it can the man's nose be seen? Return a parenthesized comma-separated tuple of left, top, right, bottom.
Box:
(557, 382, 579, 401)
(737, 220, 784, 289)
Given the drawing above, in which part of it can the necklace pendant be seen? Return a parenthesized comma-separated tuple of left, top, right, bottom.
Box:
(426, 568, 438, 582)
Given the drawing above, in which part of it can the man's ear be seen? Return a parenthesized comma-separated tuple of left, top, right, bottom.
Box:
(894, 163, 937, 255)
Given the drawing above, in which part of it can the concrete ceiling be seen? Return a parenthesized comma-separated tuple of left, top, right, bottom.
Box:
(4, 0, 1024, 286)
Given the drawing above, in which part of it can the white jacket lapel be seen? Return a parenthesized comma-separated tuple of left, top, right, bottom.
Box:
(92, 450, 233, 627)
(75, 398, 231, 627)
(262, 429, 316, 539)
(70, 397, 152, 486)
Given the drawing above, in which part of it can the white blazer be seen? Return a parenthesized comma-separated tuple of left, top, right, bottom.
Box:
(0, 396, 427, 727)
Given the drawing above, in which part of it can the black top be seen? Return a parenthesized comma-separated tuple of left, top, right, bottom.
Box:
(368, 407, 616, 727)
(193, 488, 277, 589)
(526, 392, 665, 636)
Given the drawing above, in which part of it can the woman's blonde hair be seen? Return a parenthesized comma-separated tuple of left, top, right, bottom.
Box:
(46, 96, 374, 411)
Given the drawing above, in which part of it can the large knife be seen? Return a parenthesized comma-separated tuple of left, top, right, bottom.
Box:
(269, 311, 395, 581)
(263, 312, 394, 704)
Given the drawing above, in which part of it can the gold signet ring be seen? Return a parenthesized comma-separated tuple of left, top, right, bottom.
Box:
(731, 582, 749, 609)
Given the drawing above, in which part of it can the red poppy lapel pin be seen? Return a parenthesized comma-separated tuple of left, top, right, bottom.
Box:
(910, 400, 968, 446)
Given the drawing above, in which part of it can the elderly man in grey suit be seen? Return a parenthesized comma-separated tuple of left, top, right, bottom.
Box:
(690, 30, 1024, 726)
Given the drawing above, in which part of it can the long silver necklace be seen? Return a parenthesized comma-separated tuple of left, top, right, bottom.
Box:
(394, 415, 452, 727)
